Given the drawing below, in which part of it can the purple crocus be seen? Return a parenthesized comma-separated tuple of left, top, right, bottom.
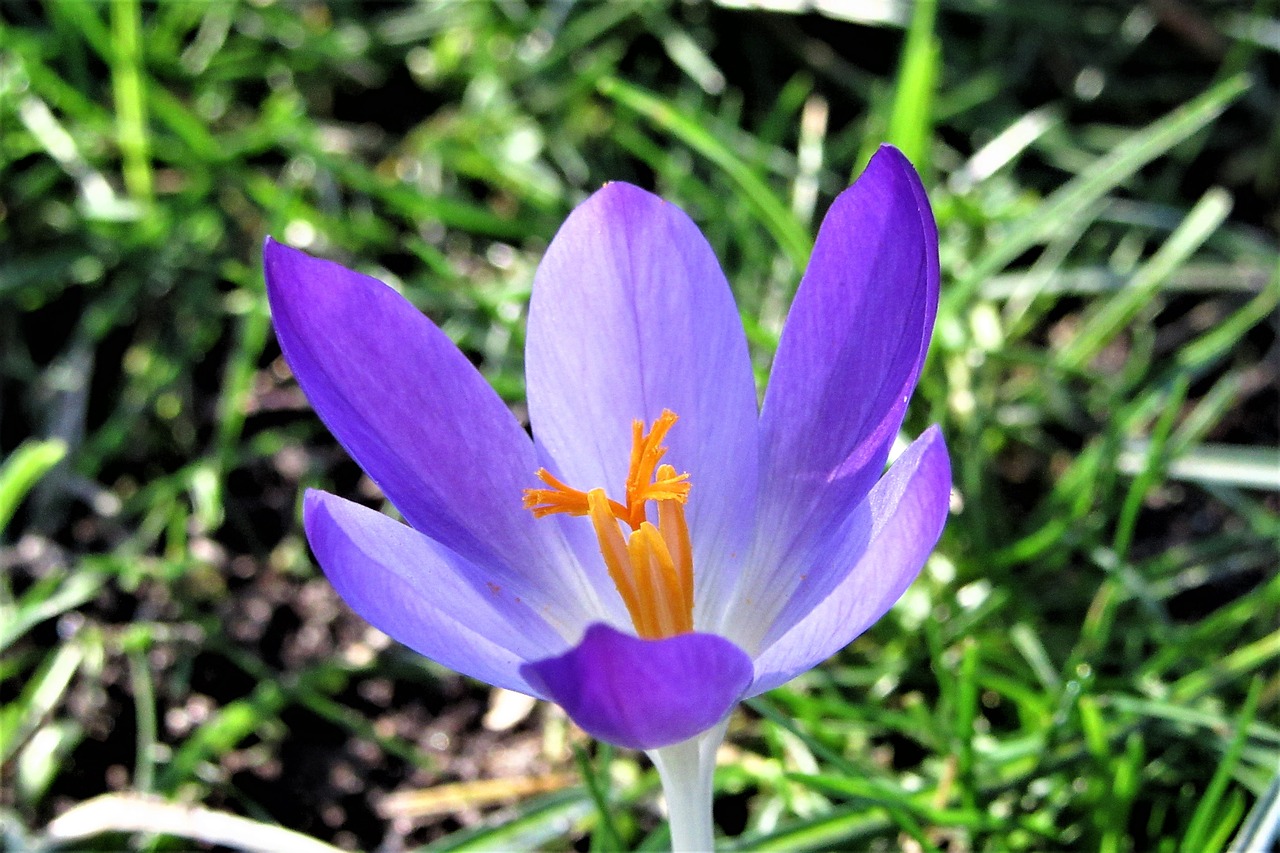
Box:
(264, 145, 949, 851)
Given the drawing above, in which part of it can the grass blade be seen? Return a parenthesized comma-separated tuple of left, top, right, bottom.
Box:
(949, 73, 1251, 309)
(0, 439, 67, 533)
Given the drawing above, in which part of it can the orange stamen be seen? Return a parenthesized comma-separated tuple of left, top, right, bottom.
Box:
(521, 410, 695, 638)
(523, 469, 627, 519)
(656, 467, 694, 619)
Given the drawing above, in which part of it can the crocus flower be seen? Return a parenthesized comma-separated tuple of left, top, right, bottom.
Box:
(264, 145, 949, 852)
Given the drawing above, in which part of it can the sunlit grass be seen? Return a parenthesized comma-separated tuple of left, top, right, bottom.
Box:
(1, 2, 1276, 851)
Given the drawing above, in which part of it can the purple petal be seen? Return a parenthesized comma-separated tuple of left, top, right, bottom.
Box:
(522, 624, 753, 750)
(756, 145, 939, 555)
(305, 490, 567, 696)
(524, 184, 759, 620)
(747, 427, 950, 696)
(265, 239, 606, 625)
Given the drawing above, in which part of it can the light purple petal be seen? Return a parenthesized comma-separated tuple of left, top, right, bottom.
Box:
(522, 624, 753, 750)
(266, 239, 605, 627)
(305, 490, 567, 696)
(756, 145, 939, 557)
(524, 183, 760, 622)
(747, 427, 950, 696)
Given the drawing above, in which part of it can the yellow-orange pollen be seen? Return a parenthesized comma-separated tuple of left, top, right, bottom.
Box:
(522, 410, 694, 639)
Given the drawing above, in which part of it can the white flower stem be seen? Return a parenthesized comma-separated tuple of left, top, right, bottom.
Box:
(647, 720, 729, 853)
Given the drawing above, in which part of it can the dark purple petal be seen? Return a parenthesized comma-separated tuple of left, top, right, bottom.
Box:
(747, 427, 950, 695)
(305, 490, 567, 696)
(522, 624, 753, 750)
(265, 239, 607, 625)
(756, 146, 939, 556)
(524, 184, 759, 620)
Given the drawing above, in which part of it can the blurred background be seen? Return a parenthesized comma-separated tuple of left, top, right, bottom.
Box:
(1, 1, 1277, 850)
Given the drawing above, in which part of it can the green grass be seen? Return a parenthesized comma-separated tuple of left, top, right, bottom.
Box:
(2, 1, 1277, 851)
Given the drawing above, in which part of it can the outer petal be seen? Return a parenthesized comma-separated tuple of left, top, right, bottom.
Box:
(524, 183, 759, 621)
(756, 145, 939, 560)
(522, 624, 753, 750)
(747, 427, 950, 696)
(305, 490, 567, 696)
(266, 240, 608, 629)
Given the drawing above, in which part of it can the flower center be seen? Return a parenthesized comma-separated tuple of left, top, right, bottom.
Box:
(522, 410, 694, 639)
